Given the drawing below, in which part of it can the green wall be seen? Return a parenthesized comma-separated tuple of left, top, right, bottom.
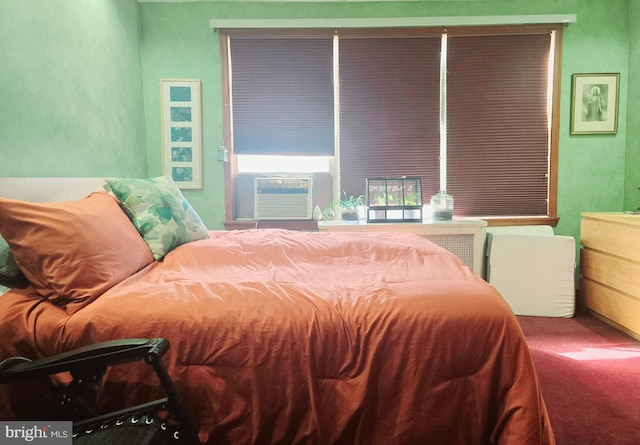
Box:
(0, 0, 637, 237)
(555, 0, 630, 243)
(139, 3, 225, 228)
(626, 0, 640, 210)
(138, 0, 634, 236)
(0, 0, 147, 178)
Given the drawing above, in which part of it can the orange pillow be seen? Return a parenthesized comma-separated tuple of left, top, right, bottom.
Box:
(0, 192, 154, 314)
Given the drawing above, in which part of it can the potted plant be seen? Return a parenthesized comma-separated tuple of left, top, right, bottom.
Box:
(330, 192, 365, 221)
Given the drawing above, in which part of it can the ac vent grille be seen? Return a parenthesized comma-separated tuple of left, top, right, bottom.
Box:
(254, 177, 313, 220)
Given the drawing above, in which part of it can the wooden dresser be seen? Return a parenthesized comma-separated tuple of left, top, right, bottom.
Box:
(580, 212, 640, 339)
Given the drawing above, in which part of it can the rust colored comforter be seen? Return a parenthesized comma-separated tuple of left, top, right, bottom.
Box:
(0, 229, 554, 444)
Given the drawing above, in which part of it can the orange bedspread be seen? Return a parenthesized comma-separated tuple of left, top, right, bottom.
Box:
(0, 229, 554, 444)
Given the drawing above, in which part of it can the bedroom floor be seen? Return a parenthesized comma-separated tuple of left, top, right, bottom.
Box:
(518, 311, 640, 445)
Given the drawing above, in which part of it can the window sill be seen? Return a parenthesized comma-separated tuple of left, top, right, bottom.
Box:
(224, 220, 319, 231)
(482, 216, 559, 227)
(224, 217, 557, 231)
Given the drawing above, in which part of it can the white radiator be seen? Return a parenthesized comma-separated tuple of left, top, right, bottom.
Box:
(317, 219, 487, 275)
(424, 234, 476, 272)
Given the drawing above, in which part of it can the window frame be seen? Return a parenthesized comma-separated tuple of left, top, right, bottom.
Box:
(219, 25, 562, 227)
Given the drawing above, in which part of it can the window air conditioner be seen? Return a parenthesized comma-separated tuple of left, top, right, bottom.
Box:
(254, 177, 313, 220)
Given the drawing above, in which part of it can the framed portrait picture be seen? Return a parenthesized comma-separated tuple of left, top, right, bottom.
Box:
(161, 79, 202, 189)
(570, 73, 620, 135)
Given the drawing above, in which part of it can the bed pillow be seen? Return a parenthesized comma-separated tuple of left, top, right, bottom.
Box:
(0, 234, 25, 281)
(105, 176, 209, 260)
(0, 192, 154, 314)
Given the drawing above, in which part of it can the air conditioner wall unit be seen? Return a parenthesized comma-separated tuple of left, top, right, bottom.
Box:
(254, 176, 313, 220)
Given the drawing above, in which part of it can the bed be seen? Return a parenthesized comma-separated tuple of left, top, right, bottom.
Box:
(0, 176, 555, 445)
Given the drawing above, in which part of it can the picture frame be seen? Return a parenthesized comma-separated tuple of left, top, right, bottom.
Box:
(570, 73, 620, 135)
(161, 79, 202, 189)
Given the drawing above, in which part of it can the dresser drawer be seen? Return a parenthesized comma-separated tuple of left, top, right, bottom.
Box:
(580, 278, 640, 337)
(581, 216, 640, 263)
(580, 248, 640, 299)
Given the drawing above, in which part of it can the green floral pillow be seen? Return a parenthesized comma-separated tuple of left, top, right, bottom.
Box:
(0, 234, 24, 281)
(106, 176, 209, 260)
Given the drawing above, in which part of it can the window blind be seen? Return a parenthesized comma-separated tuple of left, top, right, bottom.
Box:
(230, 37, 335, 156)
(446, 33, 551, 216)
(338, 37, 441, 200)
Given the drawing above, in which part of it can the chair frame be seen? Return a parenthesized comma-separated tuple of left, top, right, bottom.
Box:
(0, 338, 202, 445)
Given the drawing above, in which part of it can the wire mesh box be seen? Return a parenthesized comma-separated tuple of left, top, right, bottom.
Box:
(366, 177, 423, 223)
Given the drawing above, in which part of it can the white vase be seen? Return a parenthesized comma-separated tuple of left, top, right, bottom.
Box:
(312, 205, 323, 221)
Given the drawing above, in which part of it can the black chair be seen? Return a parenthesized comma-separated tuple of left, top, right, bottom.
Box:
(0, 338, 201, 445)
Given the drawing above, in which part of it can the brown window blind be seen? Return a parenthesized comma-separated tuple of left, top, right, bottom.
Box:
(338, 37, 441, 200)
(229, 37, 334, 156)
(446, 33, 551, 217)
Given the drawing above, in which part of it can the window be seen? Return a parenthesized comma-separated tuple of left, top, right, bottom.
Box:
(229, 36, 334, 156)
(220, 25, 562, 226)
(338, 36, 441, 204)
(446, 32, 553, 217)
(237, 155, 331, 173)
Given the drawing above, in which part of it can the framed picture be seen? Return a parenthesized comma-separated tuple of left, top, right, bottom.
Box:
(570, 73, 620, 135)
(161, 79, 202, 188)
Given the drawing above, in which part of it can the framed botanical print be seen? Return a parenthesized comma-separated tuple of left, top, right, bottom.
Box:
(570, 73, 620, 135)
(161, 79, 202, 189)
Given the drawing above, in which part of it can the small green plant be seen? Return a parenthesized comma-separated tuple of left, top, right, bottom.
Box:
(321, 206, 335, 221)
(387, 193, 399, 206)
(374, 192, 387, 206)
(328, 192, 365, 221)
(404, 192, 419, 206)
(337, 192, 364, 209)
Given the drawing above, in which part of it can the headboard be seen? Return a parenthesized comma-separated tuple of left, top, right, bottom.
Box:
(0, 177, 107, 202)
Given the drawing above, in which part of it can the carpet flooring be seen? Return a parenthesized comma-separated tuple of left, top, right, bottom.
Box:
(518, 311, 640, 445)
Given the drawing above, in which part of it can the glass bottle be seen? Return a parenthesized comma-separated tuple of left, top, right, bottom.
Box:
(430, 191, 454, 223)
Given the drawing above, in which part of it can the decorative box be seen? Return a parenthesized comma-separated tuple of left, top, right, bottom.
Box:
(366, 177, 423, 223)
